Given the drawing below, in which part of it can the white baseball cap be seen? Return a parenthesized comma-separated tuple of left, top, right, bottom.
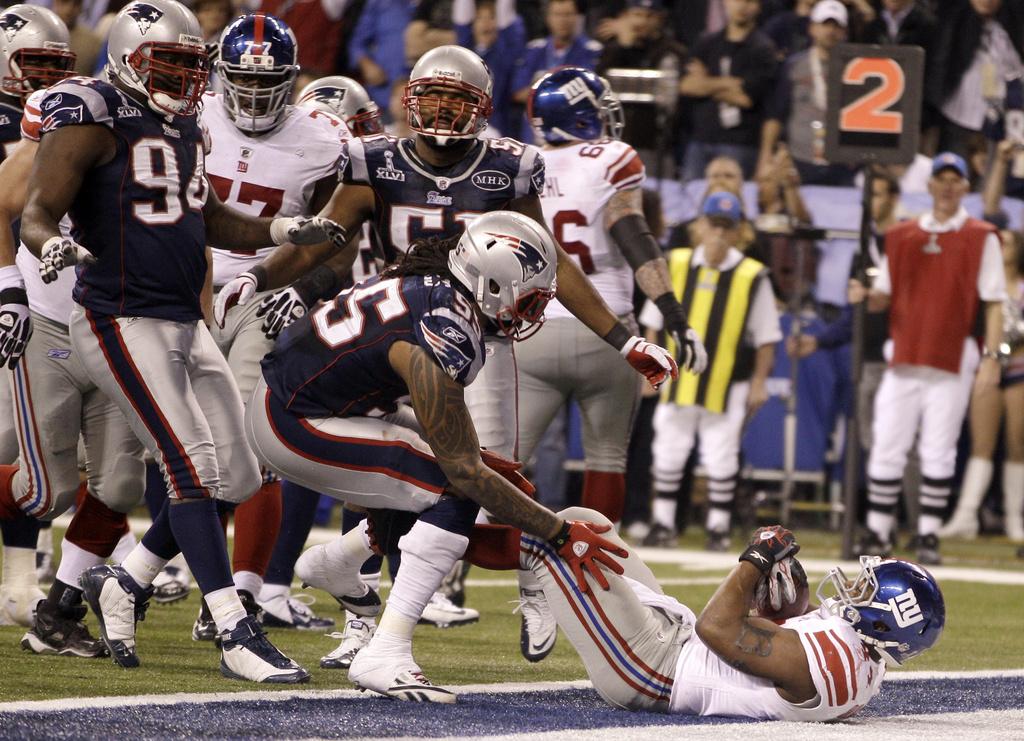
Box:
(810, 0, 848, 27)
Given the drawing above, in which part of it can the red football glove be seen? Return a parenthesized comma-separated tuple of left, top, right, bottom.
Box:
(480, 448, 536, 498)
(549, 520, 628, 593)
(620, 336, 679, 390)
(739, 525, 800, 576)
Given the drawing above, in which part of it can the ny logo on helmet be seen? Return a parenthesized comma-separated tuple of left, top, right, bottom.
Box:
(485, 232, 549, 283)
(0, 13, 28, 42)
(873, 588, 924, 628)
(127, 4, 165, 35)
(558, 77, 597, 107)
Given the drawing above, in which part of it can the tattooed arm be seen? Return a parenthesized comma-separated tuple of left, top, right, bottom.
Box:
(388, 340, 563, 539)
(696, 562, 817, 703)
(604, 188, 675, 302)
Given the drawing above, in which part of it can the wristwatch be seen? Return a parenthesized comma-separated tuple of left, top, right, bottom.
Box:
(982, 347, 1006, 362)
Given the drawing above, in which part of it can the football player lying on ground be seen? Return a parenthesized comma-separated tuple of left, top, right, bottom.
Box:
(495, 513, 945, 719)
(243, 211, 630, 701)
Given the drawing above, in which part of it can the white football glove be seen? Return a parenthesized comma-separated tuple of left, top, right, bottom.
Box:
(213, 271, 259, 328)
(670, 327, 709, 375)
(255, 286, 308, 339)
(39, 236, 93, 284)
(269, 215, 348, 249)
(753, 557, 802, 614)
(620, 335, 679, 390)
(0, 266, 31, 369)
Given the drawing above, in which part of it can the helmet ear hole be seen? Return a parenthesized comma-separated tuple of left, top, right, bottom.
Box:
(872, 620, 889, 633)
(488, 278, 501, 295)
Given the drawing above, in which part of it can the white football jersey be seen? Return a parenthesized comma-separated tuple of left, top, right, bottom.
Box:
(539, 139, 645, 319)
(670, 605, 886, 721)
(203, 93, 347, 286)
(17, 89, 75, 324)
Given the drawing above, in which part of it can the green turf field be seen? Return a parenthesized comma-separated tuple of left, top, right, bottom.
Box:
(1, 527, 1022, 702)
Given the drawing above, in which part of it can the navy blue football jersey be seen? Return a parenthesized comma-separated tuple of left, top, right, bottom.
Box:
(340, 134, 545, 264)
(263, 274, 484, 418)
(0, 97, 22, 162)
(38, 78, 208, 321)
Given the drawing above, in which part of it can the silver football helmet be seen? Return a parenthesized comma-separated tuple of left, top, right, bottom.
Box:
(404, 45, 493, 146)
(448, 211, 558, 341)
(0, 5, 75, 103)
(296, 75, 383, 136)
(106, 0, 209, 117)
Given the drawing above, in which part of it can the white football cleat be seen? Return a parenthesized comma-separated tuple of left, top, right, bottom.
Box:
(79, 564, 153, 668)
(0, 583, 45, 627)
(320, 617, 374, 669)
(349, 643, 455, 703)
(219, 616, 311, 684)
(294, 544, 381, 616)
(516, 587, 557, 662)
(418, 592, 478, 629)
(259, 591, 335, 630)
(151, 565, 192, 604)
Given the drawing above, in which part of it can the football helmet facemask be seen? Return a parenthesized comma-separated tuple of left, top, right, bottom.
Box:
(404, 45, 492, 146)
(296, 75, 383, 136)
(528, 66, 624, 145)
(817, 556, 945, 667)
(106, 0, 209, 117)
(216, 13, 298, 133)
(448, 211, 557, 341)
(0, 5, 75, 103)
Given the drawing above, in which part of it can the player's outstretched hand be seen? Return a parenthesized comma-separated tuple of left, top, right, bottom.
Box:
(620, 336, 679, 390)
(0, 286, 32, 369)
(39, 236, 93, 284)
(270, 216, 348, 249)
(549, 520, 628, 593)
(739, 525, 800, 575)
(480, 448, 535, 497)
(256, 286, 308, 339)
(670, 327, 708, 374)
(214, 271, 259, 328)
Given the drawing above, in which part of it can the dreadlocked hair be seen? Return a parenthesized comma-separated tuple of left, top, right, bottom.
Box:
(382, 234, 461, 281)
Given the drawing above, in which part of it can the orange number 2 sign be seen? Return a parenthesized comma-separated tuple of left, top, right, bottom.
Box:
(839, 57, 905, 134)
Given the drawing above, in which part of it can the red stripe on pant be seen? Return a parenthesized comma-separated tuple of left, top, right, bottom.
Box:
(524, 544, 673, 701)
(86, 311, 206, 499)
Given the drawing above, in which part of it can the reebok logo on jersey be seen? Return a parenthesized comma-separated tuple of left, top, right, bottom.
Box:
(748, 551, 769, 565)
(127, 3, 164, 35)
(471, 170, 511, 191)
(47, 349, 71, 360)
(421, 322, 471, 380)
(43, 94, 64, 111)
(441, 325, 466, 343)
(572, 541, 589, 557)
(0, 13, 28, 42)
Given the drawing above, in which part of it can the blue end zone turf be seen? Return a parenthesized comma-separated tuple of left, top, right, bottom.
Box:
(2, 676, 1022, 738)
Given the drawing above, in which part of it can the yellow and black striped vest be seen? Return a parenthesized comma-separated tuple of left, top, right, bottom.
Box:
(662, 248, 765, 413)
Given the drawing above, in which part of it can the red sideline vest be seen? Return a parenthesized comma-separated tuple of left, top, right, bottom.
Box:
(885, 216, 992, 373)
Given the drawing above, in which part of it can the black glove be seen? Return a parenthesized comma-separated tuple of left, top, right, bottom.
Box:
(739, 525, 800, 576)
(654, 294, 708, 374)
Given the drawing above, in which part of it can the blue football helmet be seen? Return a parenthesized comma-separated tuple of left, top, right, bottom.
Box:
(528, 66, 624, 144)
(817, 556, 945, 667)
(216, 13, 298, 132)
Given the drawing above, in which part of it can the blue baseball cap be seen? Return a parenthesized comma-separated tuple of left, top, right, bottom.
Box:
(702, 191, 743, 225)
(931, 152, 968, 179)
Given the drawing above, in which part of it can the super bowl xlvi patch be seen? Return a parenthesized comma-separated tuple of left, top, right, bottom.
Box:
(47, 349, 71, 360)
(376, 151, 405, 182)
